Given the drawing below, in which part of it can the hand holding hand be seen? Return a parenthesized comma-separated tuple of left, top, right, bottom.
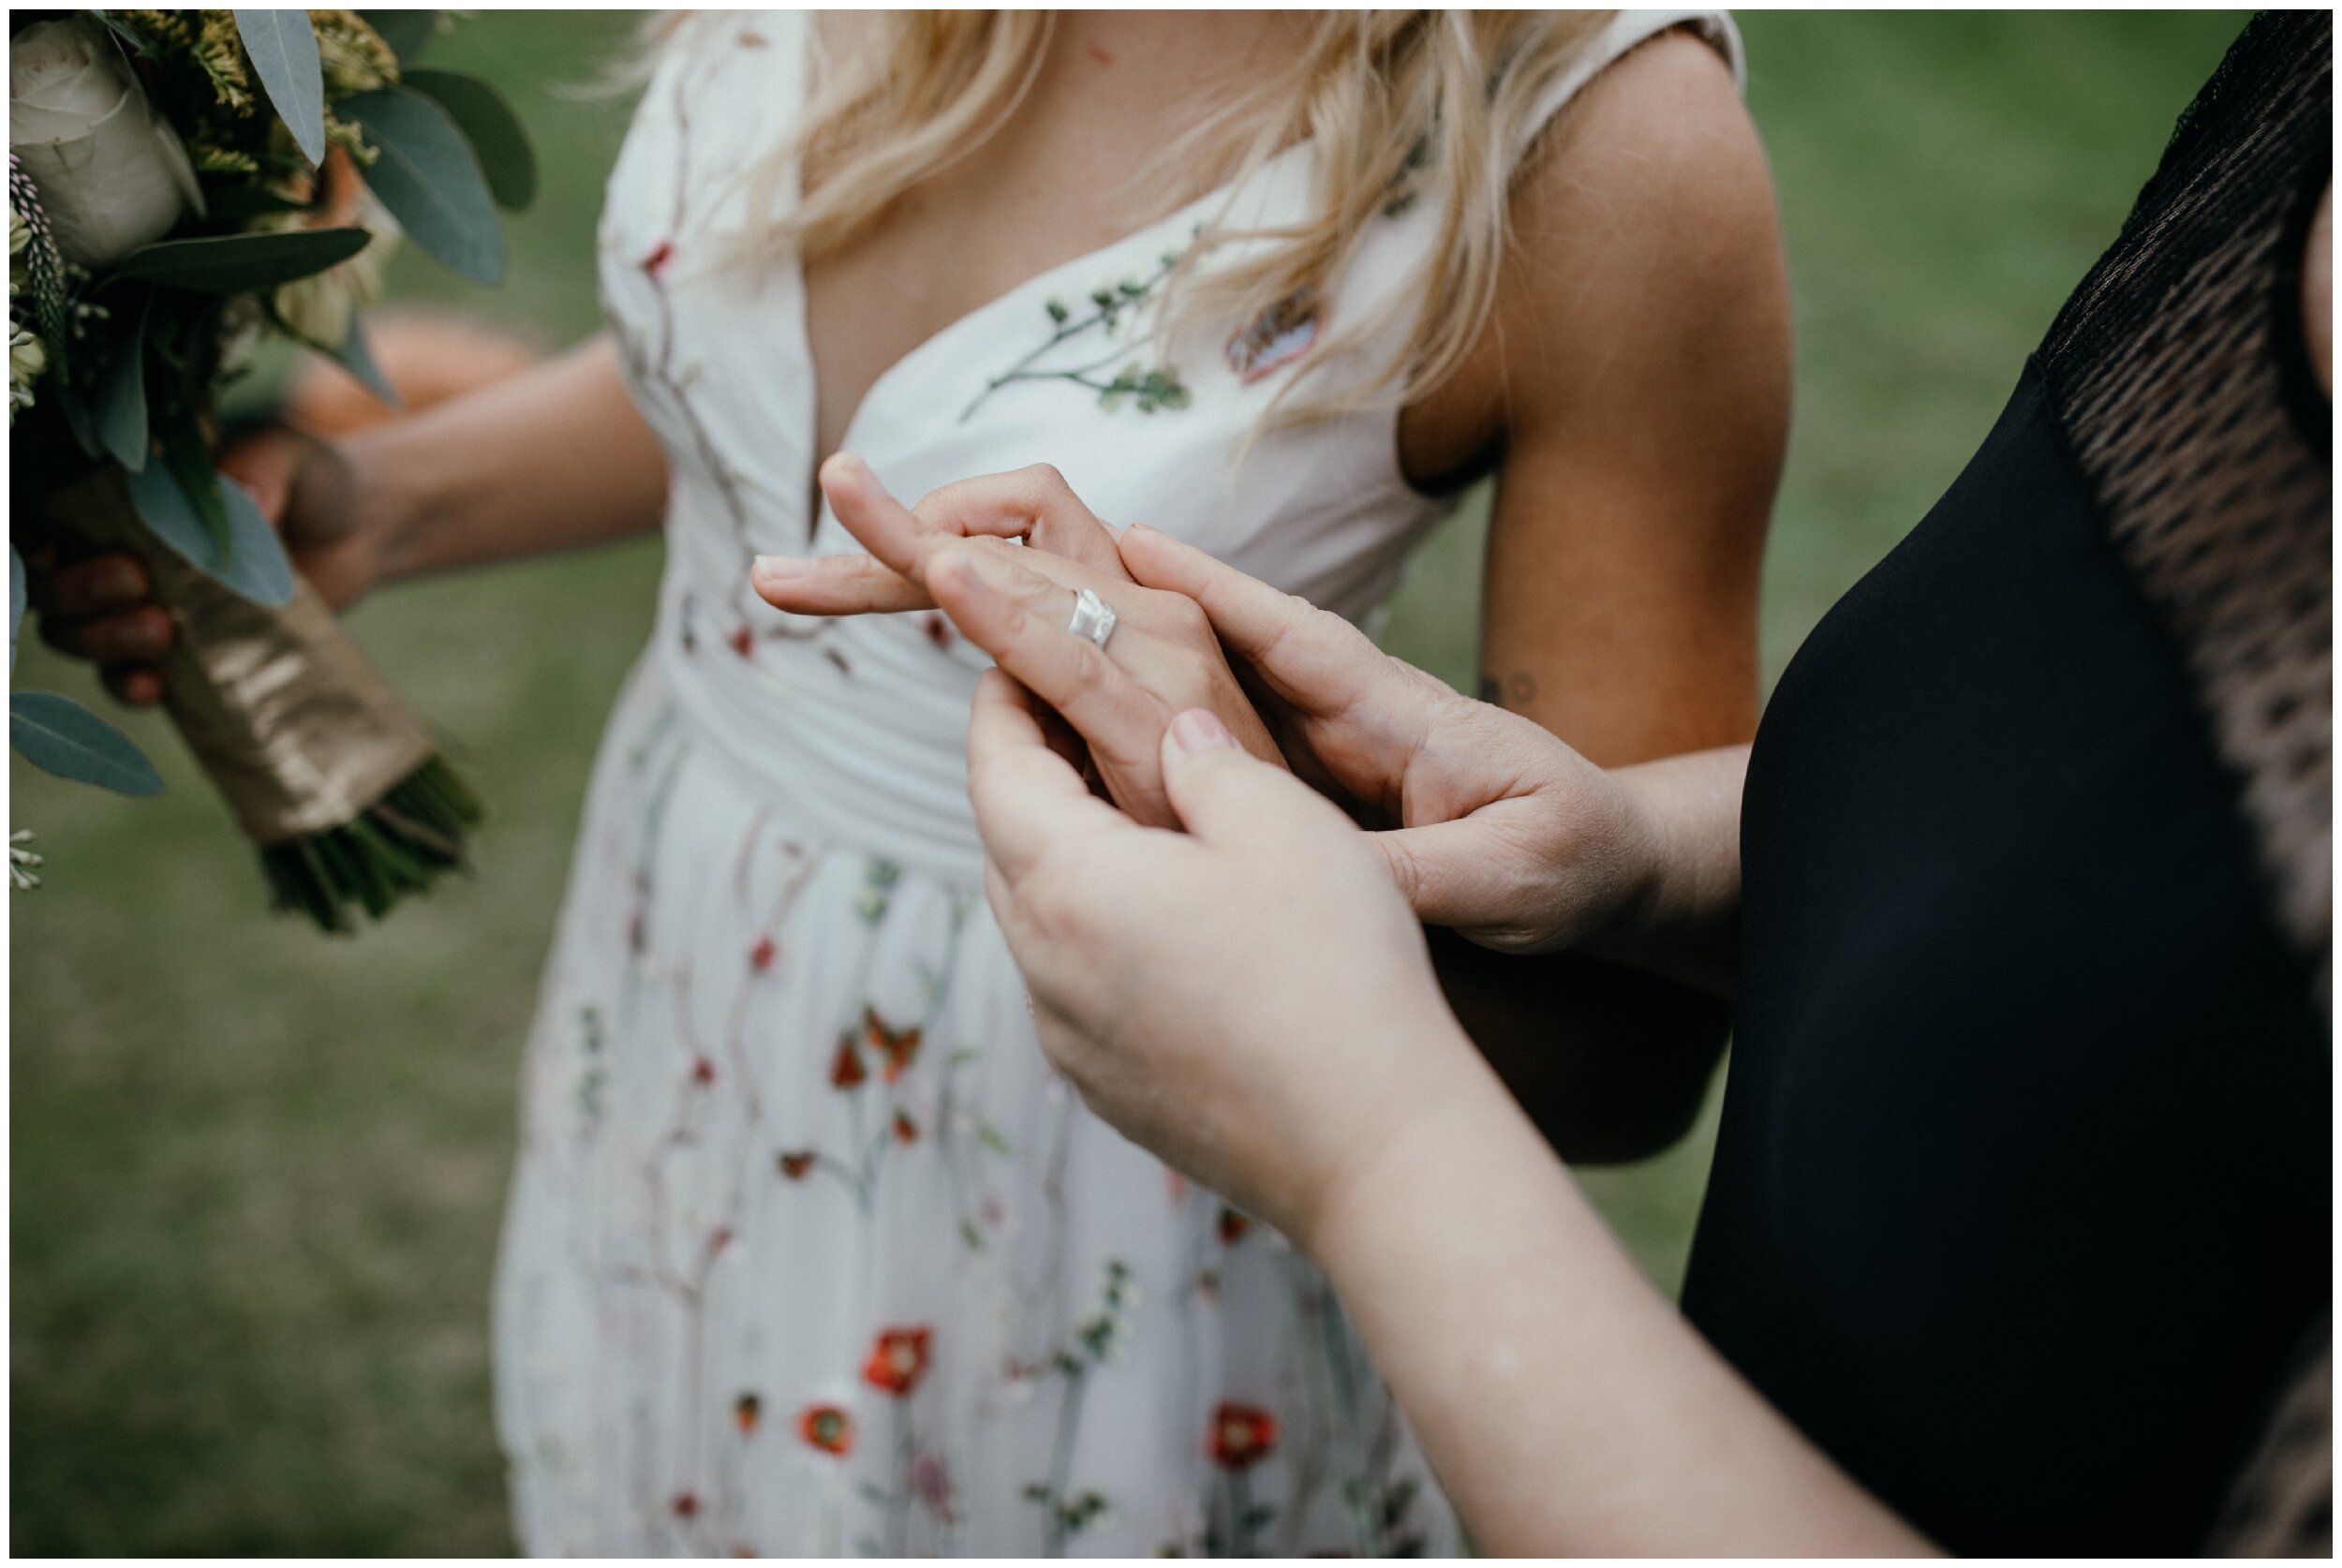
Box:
(751, 457, 1283, 828)
(967, 669, 1480, 1246)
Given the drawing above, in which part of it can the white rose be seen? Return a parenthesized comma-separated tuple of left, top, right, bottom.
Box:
(9, 19, 203, 268)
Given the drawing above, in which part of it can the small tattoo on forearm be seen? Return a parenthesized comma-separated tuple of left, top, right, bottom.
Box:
(1478, 672, 1536, 708)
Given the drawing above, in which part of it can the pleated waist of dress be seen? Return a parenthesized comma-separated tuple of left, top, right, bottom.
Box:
(649, 576, 993, 890)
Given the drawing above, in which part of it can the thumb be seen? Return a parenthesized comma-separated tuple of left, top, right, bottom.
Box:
(1160, 708, 1346, 850)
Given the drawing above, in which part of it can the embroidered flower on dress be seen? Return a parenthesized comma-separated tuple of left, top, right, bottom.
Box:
(691, 1055, 716, 1086)
(778, 1149, 816, 1180)
(734, 1392, 762, 1433)
(863, 1326, 934, 1398)
(1208, 1402, 1277, 1472)
(749, 934, 777, 972)
(798, 1402, 854, 1456)
(1216, 1206, 1251, 1246)
(893, 1109, 919, 1146)
(864, 1008, 923, 1082)
(829, 1033, 867, 1089)
(672, 1489, 702, 1519)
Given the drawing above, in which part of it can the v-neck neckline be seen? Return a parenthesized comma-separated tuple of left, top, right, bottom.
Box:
(781, 12, 1313, 520)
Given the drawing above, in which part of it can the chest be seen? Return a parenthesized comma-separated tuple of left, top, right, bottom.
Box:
(798, 12, 1303, 466)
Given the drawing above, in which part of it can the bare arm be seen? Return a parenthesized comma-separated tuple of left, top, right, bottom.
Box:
(1397, 31, 1790, 1155)
(965, 682, 1931, 1555)
(351, 333, 670, 586)
(1312, 1014, 1927, 1556)
(37, 333, 669, 703)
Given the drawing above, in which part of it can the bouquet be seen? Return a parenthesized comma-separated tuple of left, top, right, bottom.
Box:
(7, 10, 533, 931)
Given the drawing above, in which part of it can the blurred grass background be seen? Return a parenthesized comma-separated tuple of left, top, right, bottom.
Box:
(10, 12, 2247, 1556)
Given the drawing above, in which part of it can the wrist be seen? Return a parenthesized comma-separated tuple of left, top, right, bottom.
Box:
(1294, 1008, 1509, 1265)
(343, 428, 429, 587)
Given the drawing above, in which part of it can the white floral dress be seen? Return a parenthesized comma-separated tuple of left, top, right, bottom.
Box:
(491, 10, 1742, 1556)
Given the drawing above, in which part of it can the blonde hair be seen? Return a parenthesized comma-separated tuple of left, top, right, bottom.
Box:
(673, 11, 1613, 426)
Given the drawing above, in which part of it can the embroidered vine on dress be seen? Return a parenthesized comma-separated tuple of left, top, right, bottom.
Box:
(961, 239, 1196, 422)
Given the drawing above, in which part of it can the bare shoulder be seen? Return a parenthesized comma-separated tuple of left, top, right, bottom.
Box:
(1402, 27, 1787, 477)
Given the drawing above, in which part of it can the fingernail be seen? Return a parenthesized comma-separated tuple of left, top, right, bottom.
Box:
(1166, 708, 1235, 758)
(752, 555, 807, 582)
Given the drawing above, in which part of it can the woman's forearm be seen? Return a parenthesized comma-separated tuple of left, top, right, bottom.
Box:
(355, 334, 669, 584)
(1589, 743, 1750, 995)
(1307, 1028, 1931, 1557)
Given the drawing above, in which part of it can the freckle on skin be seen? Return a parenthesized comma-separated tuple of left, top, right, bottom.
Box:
(1087, 41, 1114, 66)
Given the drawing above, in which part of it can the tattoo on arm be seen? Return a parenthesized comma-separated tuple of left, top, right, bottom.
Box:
(1477, 672, 1537, 710)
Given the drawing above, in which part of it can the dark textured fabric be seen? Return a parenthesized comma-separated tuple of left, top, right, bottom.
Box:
(2039, 8, 2332, 1002)
(1681, 14, 2330, 1557)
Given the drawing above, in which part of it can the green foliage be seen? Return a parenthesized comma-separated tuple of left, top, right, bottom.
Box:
(126, 428, 296, 607)
(111, 229, 372, 293)
(229, 10, 327, 166)
(9, 691, 163, 795)
(358, 8, 440, 67)
(339, 87, 506, 286)
(402, 68, 538, 212)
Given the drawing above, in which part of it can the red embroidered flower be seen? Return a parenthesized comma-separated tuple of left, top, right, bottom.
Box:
(1208, 1402, 1277, 1472)
(709, 1225, 734, 1256)
(734, 1392, 762, 1433)
(778, 1150, 816, 1180)
(643, 239, 674, 277)
(920, 611, 956, 651)
(863, 1326, 934, 1398)
(672, 1489, 702, 1519)
(728, 625, 754, 658)
(749, 935, 777, 972)
(1216, 1207, 1251, 1246)
(830, 1034, 867, 1089)
(864, 1008, 923, 1083)
(893, 1110, 919, 1145)
(691, 1055, 717, 1086)
(798, 1402, 855, 1456)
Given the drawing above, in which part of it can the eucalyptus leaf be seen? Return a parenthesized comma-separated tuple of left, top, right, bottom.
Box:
(114, 229, 371, 293)
(360, 9, 437, 65)
(126, 452, 297, 608)
(10, 692, 164, 796)
(340, 87, 504, 286)
(402, 67, 537, 211)
(95, 295, 153, 473)
(331, 317, 402, 408)
(232, 11, 327, 166)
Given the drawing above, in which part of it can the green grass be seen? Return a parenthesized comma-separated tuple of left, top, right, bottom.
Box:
(11, 12, 2246, 1556)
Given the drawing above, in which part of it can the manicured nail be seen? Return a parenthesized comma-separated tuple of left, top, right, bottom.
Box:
(1167, 708, 1235, 758)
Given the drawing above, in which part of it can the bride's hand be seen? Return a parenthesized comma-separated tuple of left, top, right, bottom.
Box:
(751, 456, 1283, 828)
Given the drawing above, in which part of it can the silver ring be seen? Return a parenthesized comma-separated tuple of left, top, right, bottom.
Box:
(1067, 587, 1118, 651)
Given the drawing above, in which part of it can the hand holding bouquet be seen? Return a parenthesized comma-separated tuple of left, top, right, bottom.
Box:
(8, 10, 533, 931)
